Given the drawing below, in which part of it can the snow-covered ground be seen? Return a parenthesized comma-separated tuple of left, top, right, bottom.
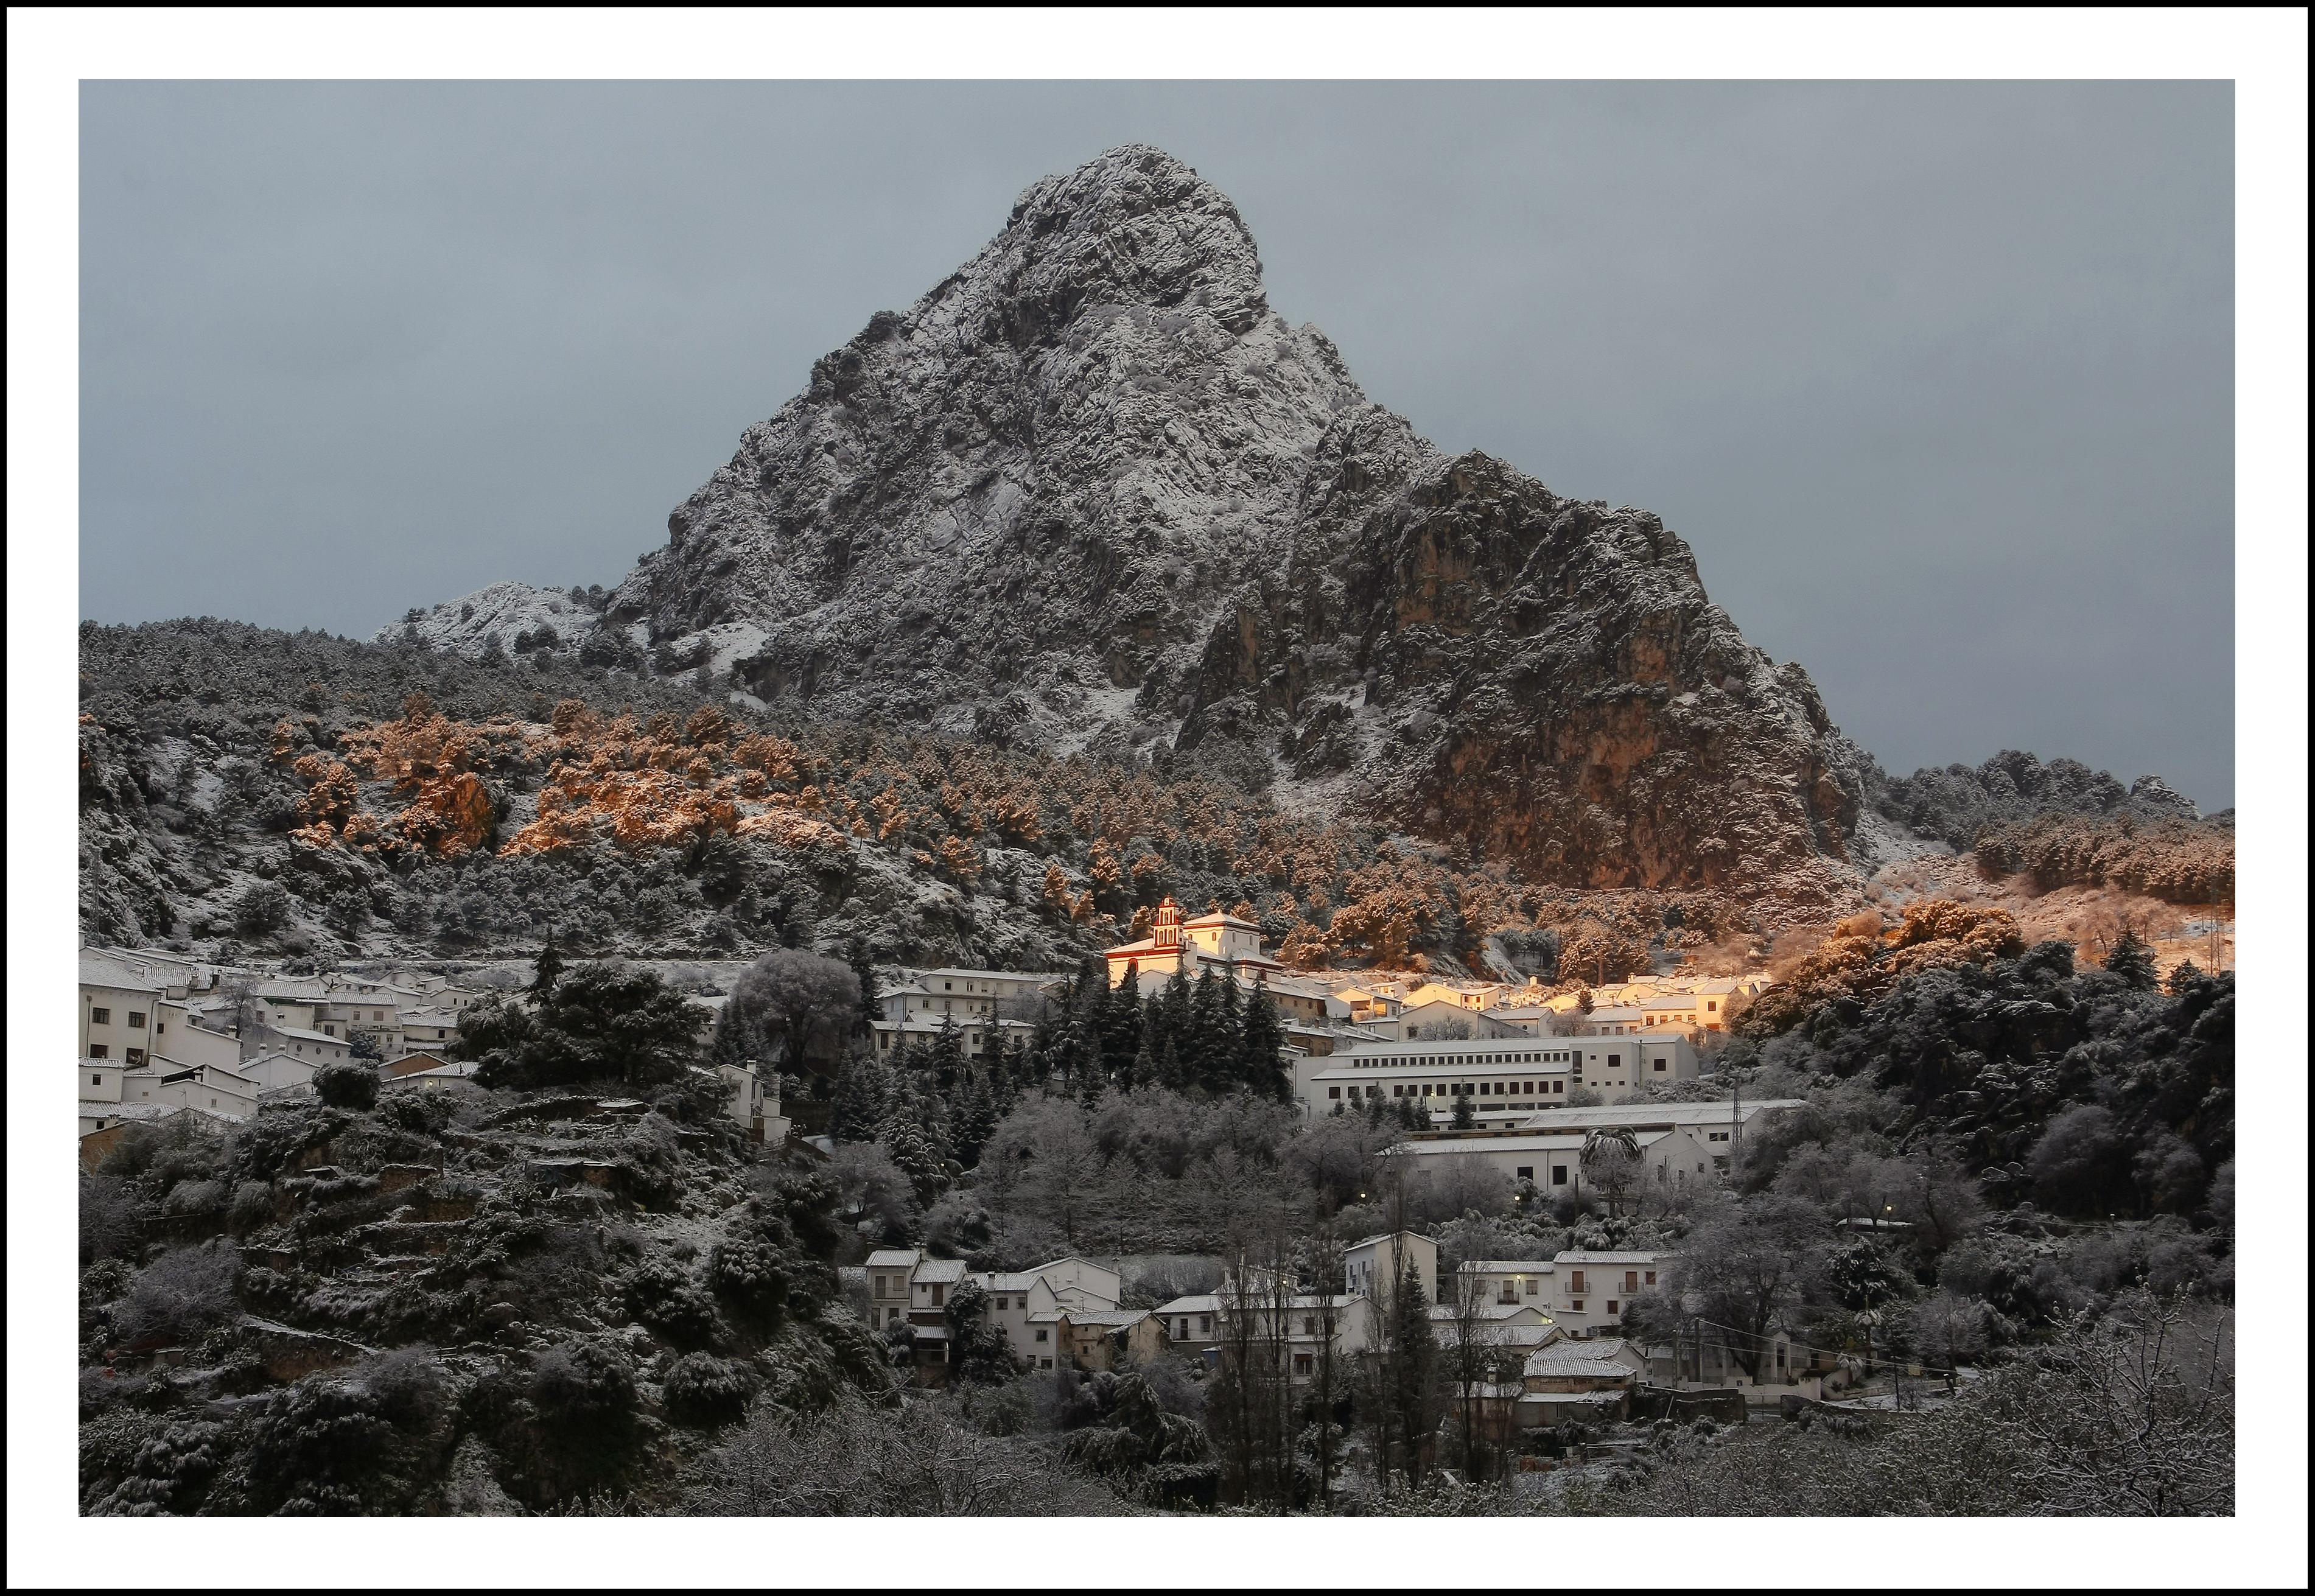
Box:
(373, 582, 599, 659)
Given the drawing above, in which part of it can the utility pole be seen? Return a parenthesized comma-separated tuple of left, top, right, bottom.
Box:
(1730, 1062, 1742, 1181)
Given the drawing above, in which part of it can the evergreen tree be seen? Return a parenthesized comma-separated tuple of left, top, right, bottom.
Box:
(1386, 1253, 1438, 1484)
(930, 1015, 967, 1096)
(881, 1116, 946, 1208)
(1451, 1091, 1477, 1129)
(985, 1034, 1018, 1118)
(1188, 968, 1226, 1092)
(1028, 1012, 1058, 1089)
(1238, 976, 1288, 1099)
(1161, 1034, 1188, 1094)
(830, 1054, 890, 1143)
(1129, 1021, 1158, 1094)
(1077, 1051, 1108, 1111)
(1101, 967, 1143, 1078)
(2106, 928, 2159, 989)
(882, 1063, 952, 1167)
(707, 999, 766, 1072)
(1158, 969, 1193, 1062)
(846, 935, 881, 1038)
(2165, 958, 2205, 995)
(1216, 971, 1245, 1080)
(528, 934, 566, 1004)
(953, 1070, 996, 1169)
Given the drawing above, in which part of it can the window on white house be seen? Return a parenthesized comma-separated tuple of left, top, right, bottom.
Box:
(128, 1012, 147, 1029)
(126, 1049, 145, 1065)
(91, 1007, 112, 1025)
(91, 1073, 103, 1086)
(1034, 1329, 1048, 1343)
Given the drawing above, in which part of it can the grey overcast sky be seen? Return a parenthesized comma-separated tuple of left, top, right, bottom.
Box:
(79, 81, 2234, 807)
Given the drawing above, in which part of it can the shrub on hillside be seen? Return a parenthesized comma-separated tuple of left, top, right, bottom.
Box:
(312, 1060, 381, 1110)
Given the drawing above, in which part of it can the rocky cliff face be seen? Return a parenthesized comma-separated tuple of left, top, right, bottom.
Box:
(585, 145, 1870, 894)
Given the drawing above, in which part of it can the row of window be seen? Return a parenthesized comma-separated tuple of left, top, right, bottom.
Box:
(88, 1008, 147, 1027)
(1356, 1049, 1575, 1068)
(85, 1045, 146, 1064)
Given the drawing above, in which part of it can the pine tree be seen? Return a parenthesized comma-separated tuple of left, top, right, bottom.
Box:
(881, 1115, 946, 1208)
(2165, 958, 2205, 995)
(1451, 1091, 1477, 1130)
(1387, 1253, 1438, 1484)
(2105, 928, 2159, 989)
(930, 1015, 967, 1096)
(1129, 1020, 1157, 1094)
(953, 1070, 996, 1169)
(846, 935, 881, 1038)
(1237, 975, 1287, 1099)
(1102, 966, 1143, 1078)
(1189, 968, 1225, 1092)
(1158, 968, 1193, 1060)
(985, 1034, 1018, 1118)
(830, 1054, 890, 1143)
(1161, 1034, 1187, 1094)
(529, 935, 566, 1004)
(707, 1000, 766, 1072)
(1217, 971, 1245, 1080)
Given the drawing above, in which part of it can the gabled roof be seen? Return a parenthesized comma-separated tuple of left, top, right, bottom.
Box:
(865, 1249, 920, 1269)
(1154, 1295, 1221, 1315)
(1430, 1301, 1548, 1323)
(80, 954, 167, 993)
(913, 968, 1060, 984)
(1457, 1259, 1557, 1273)
(914, 1258, 968, 1284)
(1553, 1250, 1675, 1266)
(264, 1024, 348, 1046)
(1347, 1230, 1434, 1252)
(1062, 1309, 1151, 1329)
(1523, 1339, 1641, 1377)
(251, 981, 334, 1002)
(80, 1099, 178, 1122)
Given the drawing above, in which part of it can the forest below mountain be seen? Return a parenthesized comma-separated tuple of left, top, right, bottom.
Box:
(80, 619, 2231, 984)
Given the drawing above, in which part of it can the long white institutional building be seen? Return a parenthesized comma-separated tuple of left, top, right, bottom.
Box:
(1291, 1032, 1706, 1125)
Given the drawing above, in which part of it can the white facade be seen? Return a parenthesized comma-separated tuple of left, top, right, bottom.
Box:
(1298, 1032, 1704, 1123)
(1378, 1100, 1804, 1193)
(861, 1250, 1120, 1373)
(1104, 897, 1283, 987)
(1344, 1230, 1438, 1308)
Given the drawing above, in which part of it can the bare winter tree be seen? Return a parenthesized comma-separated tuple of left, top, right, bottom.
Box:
(688, 1393, 1127, 1516)
(1300, 1223, 1350, 1512)
(1439, 1258, 1510, 1483)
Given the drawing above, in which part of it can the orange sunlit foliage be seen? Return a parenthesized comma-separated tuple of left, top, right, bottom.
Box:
(271, 694, 1773, 981)
(1734, 899, 2024, 1037)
